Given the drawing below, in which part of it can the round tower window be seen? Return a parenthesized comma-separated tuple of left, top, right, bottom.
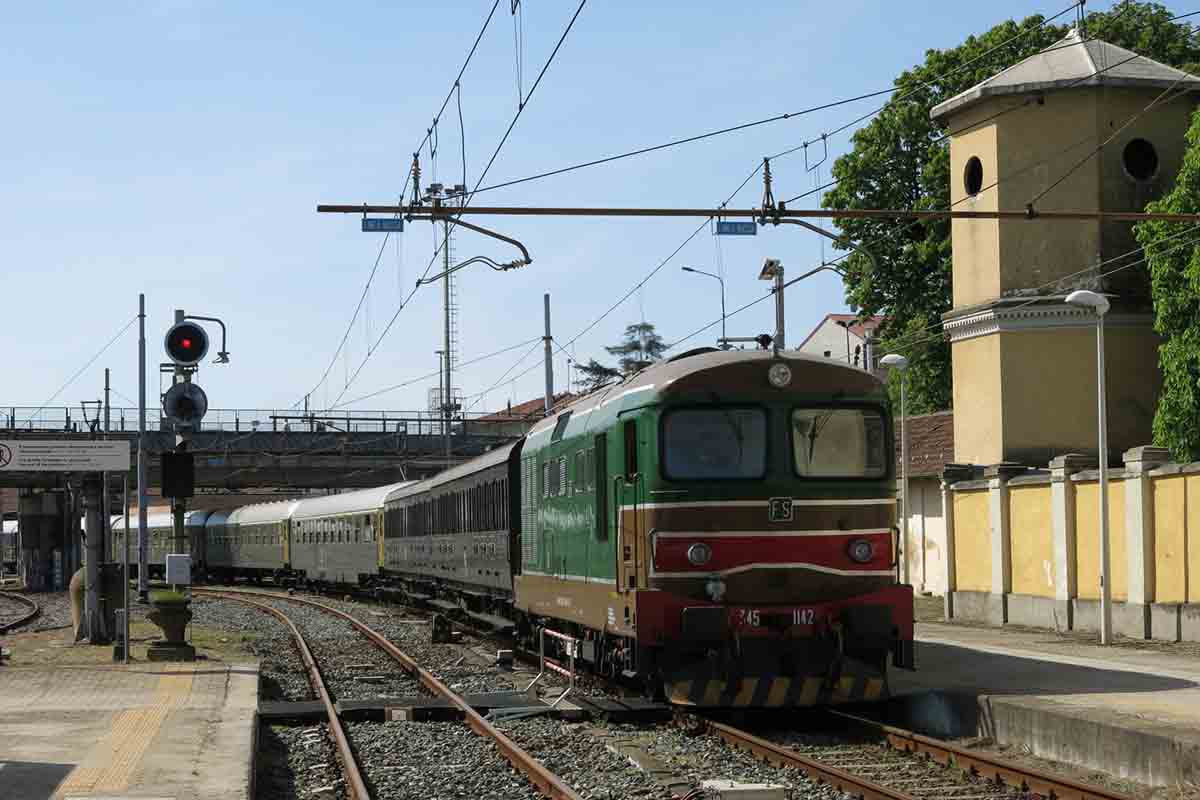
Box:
(963, 156, 984, 196)
(1122, 138, 1158, 181)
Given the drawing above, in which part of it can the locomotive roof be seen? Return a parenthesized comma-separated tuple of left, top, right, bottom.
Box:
(384, 442, 518, 504)
(525, 348, 885, 444)
(292, 482, 413, 520)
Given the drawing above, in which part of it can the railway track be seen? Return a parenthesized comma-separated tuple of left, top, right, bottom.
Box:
(199, 587, 583, 800)
(198, 587, 1140, 800)
(0, 590, 39, 633)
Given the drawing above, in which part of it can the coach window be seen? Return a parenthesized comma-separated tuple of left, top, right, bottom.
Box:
(623, 420, 638, 479)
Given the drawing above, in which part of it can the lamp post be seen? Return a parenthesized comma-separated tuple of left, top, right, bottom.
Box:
(682, 267, 728, 349)
(1066, 289, 1112, 645)
(881, 353, 909, 586)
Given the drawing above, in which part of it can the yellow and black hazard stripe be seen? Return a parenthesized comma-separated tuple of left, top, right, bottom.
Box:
(667, 672, 887, 707)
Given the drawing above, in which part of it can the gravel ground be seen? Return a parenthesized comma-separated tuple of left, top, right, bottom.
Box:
(768, 730, 1017, 800)
(346, 720, 541, 800)
(8, 590, 77, 633)
(245, 595, 426, 701)
(257, 724, 346, 800)
(0, 592, 36, 627)
(191, 597, 312, 701)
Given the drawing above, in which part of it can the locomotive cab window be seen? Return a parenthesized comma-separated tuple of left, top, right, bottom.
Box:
(661, 407, 767, 480)
(791, 407, 887, 478)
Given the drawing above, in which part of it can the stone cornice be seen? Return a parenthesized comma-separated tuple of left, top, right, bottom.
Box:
(944, 301, 1153, 343)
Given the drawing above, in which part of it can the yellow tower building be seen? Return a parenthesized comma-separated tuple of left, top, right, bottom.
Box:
(933, 30, 1200, 466)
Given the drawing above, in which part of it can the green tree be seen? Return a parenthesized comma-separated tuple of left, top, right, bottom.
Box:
(573, 358, 622, 393)
(1134, 110, 1200, 461)
(823, 3, 1200, 414)
(606, 322, 667, 375)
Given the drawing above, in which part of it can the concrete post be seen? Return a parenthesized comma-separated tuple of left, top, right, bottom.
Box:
(83, 473, 108, 643)
(1050, 454, 1091, 632)
(986, 463, 1026, 625)
(1124, 445, 1171, 640)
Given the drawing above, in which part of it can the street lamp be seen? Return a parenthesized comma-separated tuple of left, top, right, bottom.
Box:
(881, 353, 909, 587)
(1066, 289, 1112, 645)
(682, 267, 728, 349)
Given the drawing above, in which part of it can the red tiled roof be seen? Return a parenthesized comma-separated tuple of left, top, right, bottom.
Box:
(479, 392, 577, 421)
(896, 411, 954, 478)
(797, 314, 886, 350)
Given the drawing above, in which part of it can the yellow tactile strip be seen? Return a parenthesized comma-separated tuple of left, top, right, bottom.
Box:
(54, 668, 195, 798)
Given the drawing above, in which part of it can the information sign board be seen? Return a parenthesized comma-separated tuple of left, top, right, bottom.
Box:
(0, 440, 130, 472)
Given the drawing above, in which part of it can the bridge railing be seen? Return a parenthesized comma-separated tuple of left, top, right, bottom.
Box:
(1, 407, 537, 436)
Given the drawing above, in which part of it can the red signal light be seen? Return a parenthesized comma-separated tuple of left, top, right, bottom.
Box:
(181, 338, 192, 349)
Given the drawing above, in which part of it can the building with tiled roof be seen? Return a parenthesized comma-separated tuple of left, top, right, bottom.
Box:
(474, 392, 577, 437)
(796, 314, 886, 372)
(895, 411, 954, 597)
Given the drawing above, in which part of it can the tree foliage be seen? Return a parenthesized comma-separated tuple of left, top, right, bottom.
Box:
(1134, 110, 1200, 461)
(574, 322, 667, 393)
(605, 322, 667, 375)
(822, 3, 1200, 413)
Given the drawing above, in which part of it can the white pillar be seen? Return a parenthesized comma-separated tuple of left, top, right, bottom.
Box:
(987, 463, 1024, 625)
(1124, 446, 1170, 639)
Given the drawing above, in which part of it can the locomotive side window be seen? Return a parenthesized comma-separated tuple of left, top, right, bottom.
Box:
(661, 408, 766, 480)
(623, 420, 638, 479)
(791, 408, 887, 478)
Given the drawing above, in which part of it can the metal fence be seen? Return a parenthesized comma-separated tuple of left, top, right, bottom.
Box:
(1, 407, 525, 436)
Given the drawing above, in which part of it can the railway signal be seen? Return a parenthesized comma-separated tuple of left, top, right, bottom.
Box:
(161, 381, 208, 430)
(164, 321, 210, 366)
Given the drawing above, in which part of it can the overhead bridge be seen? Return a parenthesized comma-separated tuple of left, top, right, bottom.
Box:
(1, 407, 530, 490)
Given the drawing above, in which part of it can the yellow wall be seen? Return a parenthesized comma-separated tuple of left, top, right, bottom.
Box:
(1074, 479, 1127, 601)
(1153, 475, 1187, 603)
(949, 104, 1001, 308)
(953, 490, 991, 592)
(1190, 475, 1200, 604)
(1009, 484, 1054, 597)
(952, 335, 1002, 465)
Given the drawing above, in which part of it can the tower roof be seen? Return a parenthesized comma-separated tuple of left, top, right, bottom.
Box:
(931, 28, 1200, 123)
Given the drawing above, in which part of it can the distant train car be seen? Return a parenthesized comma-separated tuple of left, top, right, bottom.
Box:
(212, 501, 298, 583)
(110, 510, 209, 579)
(383, 449, 515, 623)
(1, 520, 17, 574)
(292, 484, 410, 587)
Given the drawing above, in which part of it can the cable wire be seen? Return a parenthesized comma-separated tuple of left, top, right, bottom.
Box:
(25, 316, 137, 424)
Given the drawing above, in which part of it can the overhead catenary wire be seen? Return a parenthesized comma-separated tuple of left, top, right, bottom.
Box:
(333, 336, 542, 410)
(327, 0, 589, 411)
(24, 315, 137, 424)
(298, 0, 505, 408)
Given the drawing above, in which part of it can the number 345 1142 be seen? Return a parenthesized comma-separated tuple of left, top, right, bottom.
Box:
(730, 608, 816, 628)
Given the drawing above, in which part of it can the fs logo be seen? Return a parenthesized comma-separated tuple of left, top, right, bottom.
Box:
(0, 443, 12, 469)
(768, 497, 793, 523)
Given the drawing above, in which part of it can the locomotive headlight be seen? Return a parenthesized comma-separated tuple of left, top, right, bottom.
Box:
(687, 542, 713, 566)
(848, 538, 874, 563)
(767, 362, 792, 389)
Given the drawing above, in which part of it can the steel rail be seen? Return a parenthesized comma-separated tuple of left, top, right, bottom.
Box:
(320, 203, 1200, 223)
(201, 590, 371, 800)
(0, 590, 40, 633)
(828, 710, 1137, 800)
(198, 588, 584, 800)
(701, 717, 917, 800)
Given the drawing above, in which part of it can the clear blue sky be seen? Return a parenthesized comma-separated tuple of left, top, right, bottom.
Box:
(2, 0, 1120, 419)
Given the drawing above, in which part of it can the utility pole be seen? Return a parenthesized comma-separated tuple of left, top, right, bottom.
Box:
(137, 294, 148, 601)
(103, 367, 110, 583)
(83, 472, 106, 643)
(443, 218, 452, 461)
(543, 294, 554, 414)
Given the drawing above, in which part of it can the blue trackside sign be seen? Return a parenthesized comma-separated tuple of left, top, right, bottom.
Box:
(362, 217, 404, 233)
(716, 221, 757, 236)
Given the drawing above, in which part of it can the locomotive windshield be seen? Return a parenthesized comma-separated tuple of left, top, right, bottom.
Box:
(791, 407, 887, 478)
(662, 407, 766, 479)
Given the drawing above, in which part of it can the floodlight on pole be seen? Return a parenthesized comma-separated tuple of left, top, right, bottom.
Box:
(880, 353, 910, 587)
(1066, 289, 1112, 645)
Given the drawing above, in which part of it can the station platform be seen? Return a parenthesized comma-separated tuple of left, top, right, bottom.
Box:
(0, 662, 258, 800)
(890, 621, 1200, 788)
